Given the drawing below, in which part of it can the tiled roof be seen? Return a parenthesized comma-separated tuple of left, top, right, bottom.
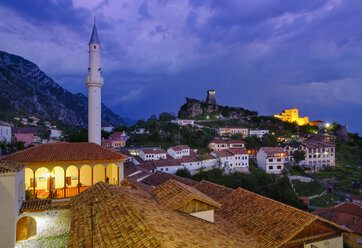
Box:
(150, 180, 221, 210)
(69, 181, 260, 248)
(0, 142, 127, 164)
(227, 140, 246, 144)
(227, 148, 248, 155)
(260, 147, 285, 155)
(351, 194, 362, 201)
(11, 127, 38, 134)
(217, 187, 348, 248)
(118, 148, 131, 157)
(303, 141, 335, 149)
(20, 199, 70, 213)
(313, 203, 362, 235)
(281, 142, 302, 148)
(212, 150, 233, 158)
(68, 182, 161, 248)
(194, 180, 234, 201)
(140, 148, 166, 154)
(169, 145, 190, 151)
(0, 121, 10, 127)
(152, 159, 181, 167)
(0, 160, 25, 174)
(209, 139, 228, 144)
(140, 171, 198, 187)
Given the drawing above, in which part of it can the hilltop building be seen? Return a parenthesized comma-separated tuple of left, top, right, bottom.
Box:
(86, 18, 104, 145)
(274, 108, 309, 126)
(208, 139, 246, 151)
(101, 131, 127, 149)
(206, 89, 216, 105)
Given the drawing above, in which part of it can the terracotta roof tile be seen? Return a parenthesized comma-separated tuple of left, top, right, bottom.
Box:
(140, 171, 198, 187)
(20, 199, 70, 213)
(150, 180, 221, 210)
(217, 187, 348, 248)
(1, 142, 127, 164)
(212, 150, 233, 157)
(260, 147, 285, 155)
(194, 180, 234, 201)
(141, 148, 166, 154)
(169, 145, 190, 151)
(0, 160, 25, 174)
(227, 148, 248, 155)
(68, 181, 260, 247)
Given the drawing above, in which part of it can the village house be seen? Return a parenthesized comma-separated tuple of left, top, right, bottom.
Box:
(0, 142, 127, 200)
(0, 121, 11, 143)
(101, 131, 127, 149)
(281, 142, 307, 163)
(313, 202, 362, 248)
(11, 127, 39, 147)
(171, 119, 195, 126)
(167, 145, 190, 159)
(249, 129, 270, 138)
(210, 148, 249, 173)
(101, 126, 114, 133)
(49, 129, 63, 140)
(138, 148, 167, 161)
(218, 126, 249, 137)
(208, 139, 246, 151)
(256, 147, 287, 174)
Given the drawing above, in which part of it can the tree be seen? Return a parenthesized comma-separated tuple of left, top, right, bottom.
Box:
(176, 168, 191, 178)
(158, 112, 176, 121)
(293, 150, 306, 164)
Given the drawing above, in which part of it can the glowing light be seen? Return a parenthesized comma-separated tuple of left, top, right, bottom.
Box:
(206, 116, 210, 119)
(325, 123, 330, 128)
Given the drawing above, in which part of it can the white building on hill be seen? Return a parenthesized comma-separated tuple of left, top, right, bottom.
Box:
(257, 147, 287, 174)
(0, 121, 11, 143)
(139, 148, 167, 161)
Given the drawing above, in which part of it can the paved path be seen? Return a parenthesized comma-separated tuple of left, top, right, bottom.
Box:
(307, 190, 326, 200)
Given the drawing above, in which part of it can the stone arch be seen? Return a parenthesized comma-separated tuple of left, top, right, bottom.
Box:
(80, 165, 92, 187)
(25, 168, 34, 191)
(106, 163, 118, 185)
(65, 166, 78, 188)
(93, 164, 105, 184)
(16, 216, 36, 241)
(34, 167, 50, 198)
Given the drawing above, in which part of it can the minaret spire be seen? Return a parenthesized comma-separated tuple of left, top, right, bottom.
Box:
(86, 18, 104, 144)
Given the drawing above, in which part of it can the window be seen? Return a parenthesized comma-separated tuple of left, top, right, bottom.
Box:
(277, 166, 281, 169)
(166, 168, 168, 171)
(268, 166, 273, 170)
(277, 159, 281, 162)
(268, 159, 273, 162)
(94, 45, 96, 49)
(161, 168, 163, 171)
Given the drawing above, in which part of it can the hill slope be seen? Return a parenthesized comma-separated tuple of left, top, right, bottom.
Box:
(0, 51, 126, 127)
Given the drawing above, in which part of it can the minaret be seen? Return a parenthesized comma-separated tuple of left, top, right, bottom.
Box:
(86, 18, 104, 144)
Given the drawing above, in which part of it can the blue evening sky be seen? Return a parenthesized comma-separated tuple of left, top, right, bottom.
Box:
(0, 0, 361, 134)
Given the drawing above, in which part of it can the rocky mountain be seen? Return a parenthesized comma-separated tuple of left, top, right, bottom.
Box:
(178, 97, 258, 119)
(0, 51, 127, 127)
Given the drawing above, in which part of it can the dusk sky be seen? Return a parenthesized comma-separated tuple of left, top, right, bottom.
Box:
(0, 0, 361, 134)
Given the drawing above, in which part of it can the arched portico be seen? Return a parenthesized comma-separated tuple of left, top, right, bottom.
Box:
(93, 164, 105, 184)
(106, 163, 119, 185)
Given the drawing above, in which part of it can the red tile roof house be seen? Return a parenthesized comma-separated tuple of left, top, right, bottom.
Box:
(138, 148, 167, 161)
(208, 139, 246, 151)
(211, 148, 249, 173)
(313, 202, 362, 247)
(256, 147, 288, 174)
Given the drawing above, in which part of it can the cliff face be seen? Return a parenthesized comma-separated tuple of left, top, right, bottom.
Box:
(0, 51, 127, 127)
(178, 98, 258, 119)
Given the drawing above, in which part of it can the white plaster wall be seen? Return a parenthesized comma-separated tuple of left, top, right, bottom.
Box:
(17, 209, 71, 239)
(0, 125, 11, 143)
(256, 150, 267, 171)
(304, 236, 343, 248)
(0, 173, 16, 248)
(189, 210, 215, 223)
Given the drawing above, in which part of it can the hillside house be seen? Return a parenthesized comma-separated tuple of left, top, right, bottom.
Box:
(257, 147, 287, 174)
(208, 139, 246, 151)
(249, 129, 269, 138)
(167, 145, 190, 159)
(101, 131, 127, 149)
(0, 121, 11, 143)
(139, 148, 167, 161)
(218, 127, 249, 137)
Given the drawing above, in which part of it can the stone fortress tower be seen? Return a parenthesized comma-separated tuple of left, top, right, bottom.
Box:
(86, 18, 104, 144)
(206, 90, 216, 105)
